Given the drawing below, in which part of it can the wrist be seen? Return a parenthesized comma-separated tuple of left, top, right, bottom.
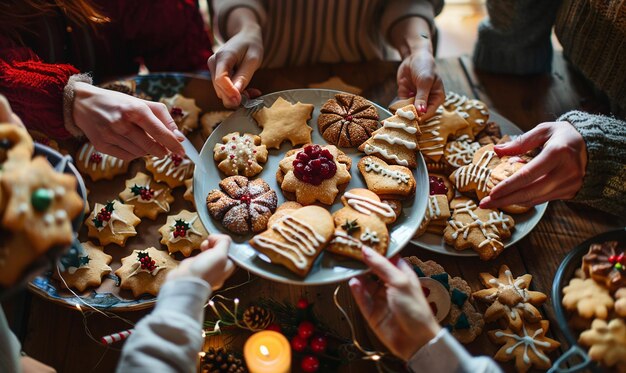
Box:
(226, 7, 261, 38)
(390, 17, 433, 59)
(403, 321, 441, 361)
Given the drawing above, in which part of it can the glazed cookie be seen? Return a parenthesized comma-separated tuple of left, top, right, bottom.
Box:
(115, 247, 178, 297)
(341, 188, 397, 225)
(616, 288, 626, 317)
(489, 320, 560, 373)
(418, 107, 471, 162)
(54, 241, 112, 292)
(358, 156, 415, 199)
(76, 143, 129, 181)
(86, 201, 141, 246)
(250, 205, 334, 277)
(145, 153, 194, 188)
(327, 205, 389, 261)
(119, 172, 174, 220)
(388, 98, 415, 113)
(562, 278, 614, 319)
(484, 154, 534, 214)
(160, 94, 201, 134)
(442, 92, 489, 136)
(201, 110, 233, 139)
(277, 144, 351, 205)
(317, 93, 379, 147)
(252, 97, 314, 149)
(159, 210, 208, 257)
(267, 201, 303, 227)
(444, 135, 481, 169)
(579, 319, 626, 371)
(473, 265, 547, 331)
(582, 241, 626, 291)
(206, 176, 277, 235)
(213, 132, 268, 177)
(0, 124, 34, 164)
(183, 178, 195, 207)
(359, 104, 420, 169)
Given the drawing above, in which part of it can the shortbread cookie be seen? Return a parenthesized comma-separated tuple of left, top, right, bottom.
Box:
(388, 98, 415, 114)
(54, 241, 112, 292)
(582, 241, 626, 291)
(206, 176, 277, 235)
(213, 132, 268, 177)
(159, 210, 208, 257)
(277, 144, 351, 205)
(359, 105, 420, 169)
(358, 156, 415, 199)
(86, 201, 141, 246)
(160, 94, 201, 134)
(444, 135, 481, 169)
(579, 319, 626, 371)
(616, 288, 626, 317)
(268, 201, 303, 226)
(327, 206, 389, 260)
(473, 265, 546, 331)
(115, 247, 178, 297)
(145, 153, 194, 188)
(318, 93, 379, 148)
(183, 178, 195, 207)
(119, 172, 174, 220)
(341, 188, 397, 225)
(250, 205, 334, 277)
(201, 110, 233, 139)
(252, 97, 314, 149)
(76, 143, 129, 181)
(442, 92, 489, 136)
(418, 107, 471, 162)
(562, 278, 614, 319)
(0, 124, 34, 164)
(489, 320, 560, 373)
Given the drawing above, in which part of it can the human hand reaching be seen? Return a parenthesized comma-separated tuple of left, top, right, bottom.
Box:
(0, 94, 24, 127)
(480, 121, 587, 208)
(73, 82, 185, 160)
(397, 50, 445, 118)
(349, 247, 441, 361)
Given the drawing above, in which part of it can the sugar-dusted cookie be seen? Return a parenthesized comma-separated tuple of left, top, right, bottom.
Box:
(418, 107, 471, 162)
(582, 241, 626, 292)
(159, 210, 208, 257)
(213, 132, 268, 177)
(119, 172, 174, 220)
(341, 188, 397, 225)
(616, 288, 626, 317)
(76, 143, 129, 181)
(444, 199, 514, 260)
(252, 97, 314, 149)
(145, 153, 194, 188)
(160, 94, 201, 134)
(54, 241, 112, 292)
(442, 92, 489, 136)
(473, 265, 546, 331)
(115, 247, 178, 297)
(317, 93, 379, 148)
(201, 110, 233, 139)
(2, 156, 84, 253)
(327, 205, 389, 261)
(359, 105, 420, 169)
(444, 135, 481, 169)
(562, 278, 614, 319)
(277, 144, 351, 205)
(250, 205, 334, 277)
(86, 201, 141, 246)
(0, 124, 34, 164)
(183, 178, 195, 207)
(579, 319, 626, 371)
(358, 156, 415, 199)
(489, 320, 560, 373)
(206, 176, 277, 235)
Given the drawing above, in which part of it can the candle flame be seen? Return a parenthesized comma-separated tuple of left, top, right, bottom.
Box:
(370, 354, 381, 361)
(75, 303, 82, 312)
(198, 352, 206, 358)
(259, 345, 270, 357)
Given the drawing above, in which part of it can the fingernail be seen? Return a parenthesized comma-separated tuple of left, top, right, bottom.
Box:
(414, 100, 427, 113)
(234, 81, 243, 91)
(480, 196, 491, 208)
(408, 91, 415, 97)
(362, 246, 374, 257)
(174, 129, 185, 141)
(348, 278, 359, 287)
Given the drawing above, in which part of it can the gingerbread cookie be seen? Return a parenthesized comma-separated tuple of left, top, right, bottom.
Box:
(76, 143, 129, 181)
(418, 107, 471, 162)
(183, 178, 195, 207)
(473, 265, 546, 331)
(0, 231, 37, 287)
(562, 278, 614, 319)
(444, 135, 481, 169)
(388, 98, 415, 114)
(115, 247, 178, 297)
(28, 130, 61, 153)
(277, 144, 351, 205)
(213, 132, 268, 177)
(119, 172, 174, 220)
(86, 201, 141, 246)
(415, 194, 451, 237)
(318, 93, 379, 148)
(341, 188, 397, 225)
(358, 156, 415, 199)
(201, 110, 233, 139)
(359, 104, 420, 169)
(100, 79, 137, 96)
(0, 124, 34, 164)
(145, 153, 194, 188)
(579, 319, 626, 371)
(582, 241, 626, 292)
(160, 94, 201, 134)
(159, 210, 208, 257)
(449, 144, 499, 195)
(268, 201, 303, 227)
(206, 176, 277, 235)
(252, 97, 314, 149)
(489, 320, 560, 373)
(615, 288, 626, 317)
(327, 205, 389, 261)
(250, 205, 334, 277)
(443, 92, 489, 136)
(484, 154, 534, 214)
(54, 241, 112, 292)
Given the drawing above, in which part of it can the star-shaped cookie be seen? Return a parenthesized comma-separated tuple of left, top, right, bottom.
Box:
(418, 107, 471, 162)
(86, 200, 141, 246)
(160, 94, 201, 134)
(159, 210, 208, 257)
(55, 241, 112, 292)
(115, 247, 178, 297)
(119, 172, 174, 220)
(252, 97, 314, 149)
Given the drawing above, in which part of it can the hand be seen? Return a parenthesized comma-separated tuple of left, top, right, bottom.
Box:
(21, 356, 56, 373)
(349, 247, 441, 361)
(480, 121, 587, 208)
(166, 234, 236, 290)
(73, 82, 185, 161)
(0, 94, 24, 127)
(397, 50, 445, 118)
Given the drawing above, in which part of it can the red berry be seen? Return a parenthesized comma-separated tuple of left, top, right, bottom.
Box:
(609, 255, 618, 264)
(429, 176, 448, 195)
(171, 153, 183, 166)
(618, 253, 625, 264)
(296, 152, 310, 162)
(291, 335, 307, 352)
(89, 152, 103, 164)
(265, 323, 282, 333)
(310, 336, 327, 354)
(170, 107, 183, 117)
(296, 298, 309, 309)
(421, 286, 431, 297)
(239, 193, 251, 204)
(298, 321, 315, 340)
(345, 115, 353, 121)
(301, 355, 320, 373)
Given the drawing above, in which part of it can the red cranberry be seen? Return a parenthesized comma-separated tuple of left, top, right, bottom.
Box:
(170, 107, 183, 117)
(296, 298, 309, 309)
(291, 335, 307, 352)
(171, 153, 183, 166)
(301, 355, 320, 373)
(89, 152, 103, 164)
(239, 193, 251, 205)
(345, 115, 353, 121)
(292, 145, 337, 185)
(429, 175, 449, 195)
(609, 255, 618, 264)
(297, 321, 315, 340)
(310, 336, 327, 354)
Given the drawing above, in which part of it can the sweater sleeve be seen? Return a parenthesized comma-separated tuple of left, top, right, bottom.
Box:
(380, 0, 444, 40)
(211, 0, 267, 40)
(472, 0, 560, 75)
(558, 111, 626, 217)
(116, 277, 212, 373)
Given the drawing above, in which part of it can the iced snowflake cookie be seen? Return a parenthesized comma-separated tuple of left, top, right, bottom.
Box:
(357, 156, 415, 199)
(213, 132, 268, 177)
(119, 172, 174, 220)
(159, 210, 208, 257)
(115, 247, 178, 297)
(444, 135, 480, 169)
(160, 94, 201, 134)
(442, 92, 489, 136)
(86, 201, 141, 246)
(76, 143, 129, 181)
(317, 93, 379, 148)
(252, 97, 314, 149)
(54, 241, 112, 292)
(145, 153, 194, 188)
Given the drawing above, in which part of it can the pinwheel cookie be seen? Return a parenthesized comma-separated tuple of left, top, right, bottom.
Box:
(160, 94, 201, 134)
(252, 97, 314, 149)
(159, 210, 208, 257)
(317, 93, 379, 148)
(115, 247, 178, 297)
(76, 143, 129, 181)
(119, 172, 174, 220)
(145, 153, 194, 188)
(54, 241, 112, 292)
(213, 132, 268, 177)
(86, 201, 141, 246)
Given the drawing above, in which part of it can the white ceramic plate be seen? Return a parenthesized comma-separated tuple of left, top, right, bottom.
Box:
(194, 89, 429, 285)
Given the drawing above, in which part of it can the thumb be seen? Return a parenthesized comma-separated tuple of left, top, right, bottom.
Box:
(494, 124, 552, 157)
(232, 54, 261, 92)
(412, 80, 432, 115)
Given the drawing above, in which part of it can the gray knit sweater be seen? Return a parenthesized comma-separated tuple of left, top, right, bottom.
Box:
(473, 0, 626, 217)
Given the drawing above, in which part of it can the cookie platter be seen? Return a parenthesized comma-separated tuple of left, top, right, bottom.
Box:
(194, 89, 429, 285)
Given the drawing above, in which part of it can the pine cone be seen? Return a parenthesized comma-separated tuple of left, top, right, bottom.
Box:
(242, 305, 274, 330)
(200, 347, 246, 373)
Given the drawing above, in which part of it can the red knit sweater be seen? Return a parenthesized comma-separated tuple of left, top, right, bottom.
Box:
(0, 0, 212, 140)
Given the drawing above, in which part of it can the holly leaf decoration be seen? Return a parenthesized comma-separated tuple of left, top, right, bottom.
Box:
(137, 251, 150, 261)
(130, 184, 144, 196)
(174, 219, 190, 231)
(92, 217, 103, 228)
(104, 201, 115, 212)
(341, 219, 359, 234)
(78, 255, 91, 267)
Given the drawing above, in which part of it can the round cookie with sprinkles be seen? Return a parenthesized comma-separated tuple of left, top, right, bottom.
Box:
(119, 172, 174, 220)
(145, 153, 194, 188)
(75, 142, 129, 181)
(159, 210, 208, 257)
(213, 132, 268, 177)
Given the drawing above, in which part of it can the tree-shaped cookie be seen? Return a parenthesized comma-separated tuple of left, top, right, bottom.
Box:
(579, 319, 626, 371)
(159, 210, 208, 257)
(358, 104, 420, 168)
(119, 172, 174, 220)
(54, 241, 112, 292)
(213, 132, 268, 177)
(86, 200, 141, 246)
(115, 247, 178, 297)
(418, 106, 471, 162)
(252, 97, 314, 149)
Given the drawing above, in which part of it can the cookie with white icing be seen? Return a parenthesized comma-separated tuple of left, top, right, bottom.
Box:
(75, 142, 129, 181)
(418, 107, 471, 162)
(159, 210, 208, 257)
(327, 204, 389, 261)
(414, 194, 450, 238)
(444, 135, 481, 170)
(183, 178, 195, 207)
(358, 156, 415, 199)
(160, 94, 201, 135)
(442, 92, 489, 136)
(86, 200, 141, 246)
(145, 153, 194, 188)
(115, 247, 178, 297)
(213, 132, 268, 177)
(119, 172, 174, 220)
(339, 188, 398, 225)
(449, 144, 500, 196)
(54, 241, 112, 292)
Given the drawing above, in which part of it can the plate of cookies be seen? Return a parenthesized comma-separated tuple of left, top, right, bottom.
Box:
(408, 92, 548, 260)
(194, 89, 429, 285)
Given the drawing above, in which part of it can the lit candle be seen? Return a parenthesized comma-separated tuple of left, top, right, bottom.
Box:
(244, 331, 291, 373)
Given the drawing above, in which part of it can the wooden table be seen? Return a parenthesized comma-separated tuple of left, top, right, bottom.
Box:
(3, 54, 624, 372)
